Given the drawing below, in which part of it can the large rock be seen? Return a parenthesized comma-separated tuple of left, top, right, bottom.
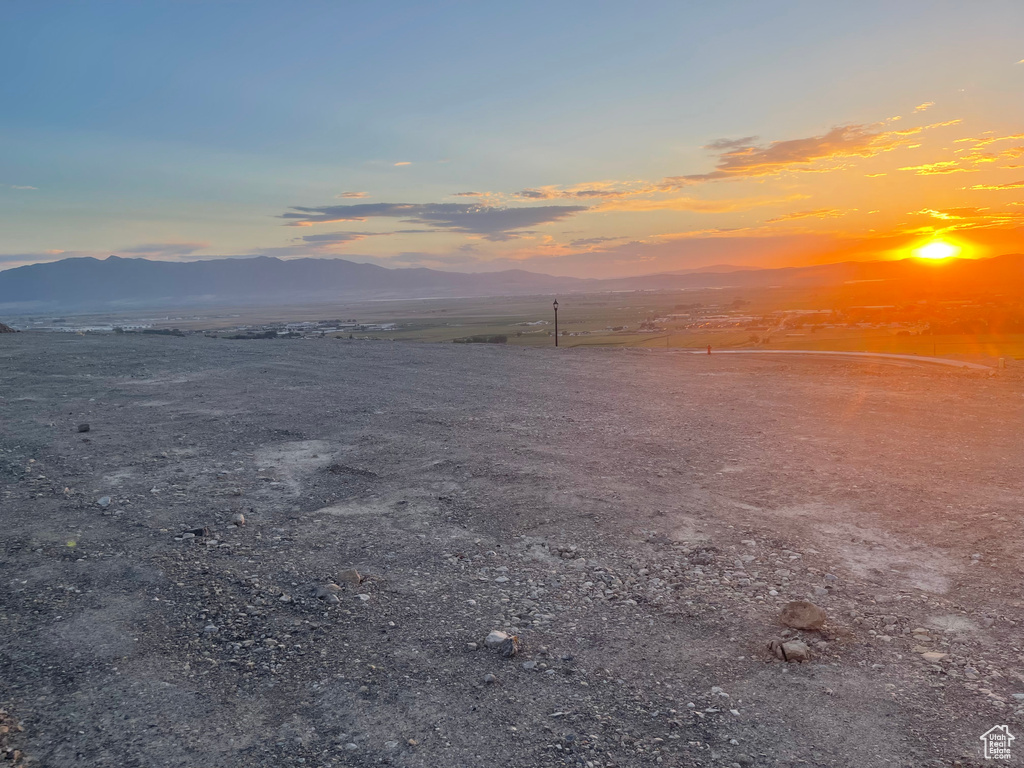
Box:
(0, 322, 17, 333)
(780, 600, 827, 630)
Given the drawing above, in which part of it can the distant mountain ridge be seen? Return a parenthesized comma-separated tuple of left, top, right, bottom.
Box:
(0, 255, 592, 311)
(1, 252, 1022, 313)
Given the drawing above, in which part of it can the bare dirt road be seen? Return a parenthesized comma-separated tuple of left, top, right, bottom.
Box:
(2, 334, 1022, 767)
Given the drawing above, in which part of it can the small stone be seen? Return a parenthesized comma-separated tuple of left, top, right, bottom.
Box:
(921, 652, 948, 662)
(231, 512, 246, 526)
(181, 532, 195, 540)
(500, 635, 521, 657)
(483, 673, 497, 684)
(522, 660, 538, 670)
(344, 743, 357, 752)
(279, 594, 292, 603)
(485, 630, 510, 649)
(77, 423, 90, 433)
(339, 568, 361, 585)
(466, 642, 478, 651)
(203, 624, 218, 634)
(315, 583, 342, 599)
(384, 741, 399, 751)
(357, 594, 370, 602)
(768, 638, 811, 662)
(780, 601, 826, 630)
(97, 496, 111, 508)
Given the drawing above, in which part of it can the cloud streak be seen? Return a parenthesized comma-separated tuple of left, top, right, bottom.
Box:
(966, 180, 1024, 190)
(597, 194, 806, 214)
(765, 208, 845, 223)
(280, 202, 588, 240)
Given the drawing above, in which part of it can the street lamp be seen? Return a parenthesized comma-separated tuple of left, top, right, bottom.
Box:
(553, 299, 559, 346)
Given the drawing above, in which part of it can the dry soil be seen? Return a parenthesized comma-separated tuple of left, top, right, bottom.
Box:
(1, 335, 1023, 767)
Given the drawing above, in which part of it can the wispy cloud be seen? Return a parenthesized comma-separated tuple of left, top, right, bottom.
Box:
(912, 207, 987, 220)
(898, 160, 973, 175)
(280, 202, 588, 240)
(966, 180, 1024, 190)
(335, 191, 368, 199)
(515, 181, 652, 200)
(568, 235, 626, 248)
(765, 208, 845, 223)
(908, 205, 1024, 232)
(660, 120, 961, 188)
(295, 231, 380, 244)
(393, 161, 412, 167)
(9, 185, 38, 190)
(121, 242, 210, 257)
(914, 102, 935, 112)
(597, 194, 806, 214)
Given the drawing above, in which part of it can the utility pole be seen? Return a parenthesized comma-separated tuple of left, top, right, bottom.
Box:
(553, 299, 559, 346)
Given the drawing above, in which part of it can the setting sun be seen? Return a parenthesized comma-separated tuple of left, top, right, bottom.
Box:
(913, 240, 961, 260)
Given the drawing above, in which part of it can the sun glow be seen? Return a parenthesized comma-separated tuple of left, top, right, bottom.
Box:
(913, 240, 961, 260)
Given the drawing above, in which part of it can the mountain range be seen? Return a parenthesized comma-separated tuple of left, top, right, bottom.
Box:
(1, 252, 1022, 313)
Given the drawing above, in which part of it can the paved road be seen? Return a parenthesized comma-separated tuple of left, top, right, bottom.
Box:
(685, 348, 992, 370)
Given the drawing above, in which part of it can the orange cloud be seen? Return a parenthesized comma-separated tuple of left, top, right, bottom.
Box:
(898, 160, 973, 175)
(659, 120, 961, 188)
(394, 161, 412, 166)
(966, 180, 1024, 190)
(915, 102, 935, 112)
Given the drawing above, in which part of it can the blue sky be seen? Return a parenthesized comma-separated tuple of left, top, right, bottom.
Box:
(2, 1, 1023, 276)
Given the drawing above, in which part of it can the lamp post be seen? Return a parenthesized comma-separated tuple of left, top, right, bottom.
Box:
(553, 299, 559, 347)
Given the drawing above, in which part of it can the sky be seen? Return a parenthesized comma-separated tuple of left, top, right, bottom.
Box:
(1, 1, 1023, 278)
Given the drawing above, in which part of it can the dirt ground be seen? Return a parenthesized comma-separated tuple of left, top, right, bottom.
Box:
(2, 334, 1023, 767)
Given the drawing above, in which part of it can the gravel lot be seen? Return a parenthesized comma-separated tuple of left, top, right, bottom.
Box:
(2, 334, 1022, 767)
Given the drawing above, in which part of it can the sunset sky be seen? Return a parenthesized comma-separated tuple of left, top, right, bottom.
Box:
(2, 1, 1023, 278)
